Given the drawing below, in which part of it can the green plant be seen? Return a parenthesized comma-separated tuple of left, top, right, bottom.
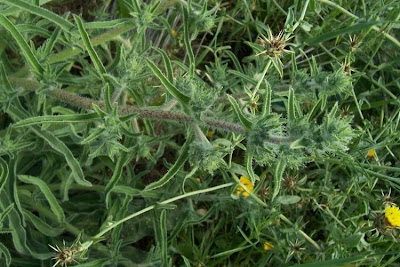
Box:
(0, 0, 400, 266)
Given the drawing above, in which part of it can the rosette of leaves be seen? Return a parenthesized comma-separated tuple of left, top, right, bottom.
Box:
(188, 139, 232, 174)
(204, 63, 229, 90)
(176, 75, 220, 116)
(187, 1, 218, 38)
(290, 69, 315, 102)
(82, 104, 135, 164)
(313, 103, 355, 157)
(314, 67, 352, 97)
(246, 113, 284, 165)
(118, 49, 149, 84)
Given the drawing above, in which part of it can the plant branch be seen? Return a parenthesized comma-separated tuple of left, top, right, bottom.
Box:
(10, 78, 246, 134)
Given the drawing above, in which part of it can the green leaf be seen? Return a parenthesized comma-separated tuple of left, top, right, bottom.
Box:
(0, 204, 13, 225)
(13, 113, 99, 127)
(103, 83, 112, 112)
(0, 14, 44, 75)
(160, 210, 168, 267)
(105, 152, 131, 207)
(276, 195, 301, 205)
(261, 84, 272, 118)
(85, 19, 134, 29)
(182, 7, 195, 77)
(81, 128, 105, 145)
(228, 70, 257, 85)
(0, 242, 11, 267)
(153, 47, 174, 82)
(272, 159, 286, 201)
(0, 0, 74, 31)
(75, 259, 111, 267)
(0, 158, 9, 195)
(144, 135, 192, 191)
(288, 87, 296, 122)
(18, 175, 65, 223)
(270, 57, 283, 78)
(245, 151, 256, 184)
(23, 211, 64, 237)
(306, 21, 400, 46)
(74, 15, 107, 76)
(227, 95, 252, 130)
(0, 191, 53, 259)
(31, 127, 91, 187)
(146, 59, 192, 114)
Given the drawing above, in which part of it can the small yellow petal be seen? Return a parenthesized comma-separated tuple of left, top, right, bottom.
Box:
(263, 241, 274, 251)
(367, 149, 375, 158)
(385, 205, 400, 227)
(235, 176, 254, 197)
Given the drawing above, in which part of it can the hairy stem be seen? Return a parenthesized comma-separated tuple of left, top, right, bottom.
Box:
(11, 78, 246, 134)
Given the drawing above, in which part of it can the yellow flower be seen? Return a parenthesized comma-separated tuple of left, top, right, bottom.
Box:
(367, 149, 375, 158)
(235, 176, 253, 197)
(385, 205, 400, 227)
(263, 241, 274, 251)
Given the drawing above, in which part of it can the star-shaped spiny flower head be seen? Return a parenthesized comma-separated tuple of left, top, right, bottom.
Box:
(256, 28, 293, 59)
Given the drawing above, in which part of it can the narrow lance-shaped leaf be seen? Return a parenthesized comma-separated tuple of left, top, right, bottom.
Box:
(0, 158, 9, 194)
(32, 127, 92, 186)
(288, 87, 296, 122)
(261, 84, 272, 118)
(0, 14, 44, 75)
(272, 159, 286, 201)
(144, 134, 193, 191)
(0, 242, 11, 267)
(105, 152, 131, 207)
(182, 6, 195, 77)
(103, 83, 112, 112)
(23, 211, 64, 237)
(270, 57, 283, 78)
(160, 209, 168, 267)
(18, 175, 65, 223)
(245, 151, 257, 185)
(74, 15, 107, 76)
(0, 0, 74, 31)
(0, 191, 53, 259)
(227, 94, 252, 131)
(14, 113, 99, 127)
(146, 59, 192, 115)
(153, 47, 174, 82)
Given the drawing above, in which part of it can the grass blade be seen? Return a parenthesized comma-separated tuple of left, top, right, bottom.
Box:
(305, 21, 399, 46)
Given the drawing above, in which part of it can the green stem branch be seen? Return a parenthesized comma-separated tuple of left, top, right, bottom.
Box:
(93, 182, 233, 239)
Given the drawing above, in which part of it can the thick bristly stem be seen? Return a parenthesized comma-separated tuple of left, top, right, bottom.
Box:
(11, 78, 246, 134)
